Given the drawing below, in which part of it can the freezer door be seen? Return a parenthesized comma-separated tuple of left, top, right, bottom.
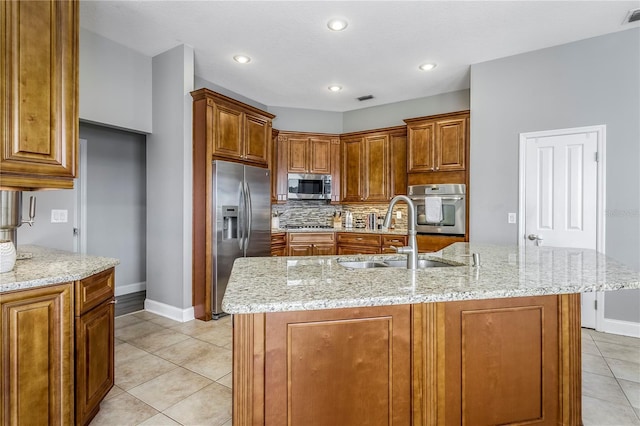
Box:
(212, 161, 244, 316)
(244, 165, 271, 258)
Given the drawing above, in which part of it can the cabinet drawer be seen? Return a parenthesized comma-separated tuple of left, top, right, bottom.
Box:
(337, 245, 381, 255)
(75, 268, 115, 316)
(336, 233, 381, 246)
(288, 232, 335, 244)
(381, 235, 407, 247)
(271, 232, 287, 245)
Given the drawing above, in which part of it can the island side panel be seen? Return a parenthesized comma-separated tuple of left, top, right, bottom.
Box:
(232, 313, 265, 426)
(559, 293, 582, 425)
(264, 306, 411, 426)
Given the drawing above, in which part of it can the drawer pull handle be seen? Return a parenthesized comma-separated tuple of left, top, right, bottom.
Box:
(356, 238, 363, 240)
(110, 300, 118, 304)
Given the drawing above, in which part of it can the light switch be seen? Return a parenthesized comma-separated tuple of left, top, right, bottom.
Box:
(508, 213, 517, 224)
(396, 211, 402, 220)
(51, 209, 68, 223)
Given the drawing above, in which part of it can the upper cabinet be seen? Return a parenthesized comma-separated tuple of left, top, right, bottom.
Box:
(191, 88, 275, 167)
(405, 110, 469, 174)
(287, 135, 331, 174)
(0, 0, 79, 190)
(341, 126, 407, 203)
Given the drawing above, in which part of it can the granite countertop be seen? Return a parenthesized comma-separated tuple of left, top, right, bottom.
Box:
(222, 243, 640, 314)
(272, 227, 408, 235)
(0, 245, 120, 293)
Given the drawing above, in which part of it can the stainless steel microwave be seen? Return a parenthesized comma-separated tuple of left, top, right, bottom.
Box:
(288, 173, 332, 200)
(408, 184, 466, 235)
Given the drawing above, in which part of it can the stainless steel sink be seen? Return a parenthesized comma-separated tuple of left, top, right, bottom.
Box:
(338, 261, 388, 269)
(383, 259, 455, 268)
(338, 259, 457, 269)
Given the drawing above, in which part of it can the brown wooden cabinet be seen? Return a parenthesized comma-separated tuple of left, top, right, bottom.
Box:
(270, 129, 279, 204)
(191, 89, 274, 167)
(0, 0, 79, 190)
(233, 294, 582, 426)
(287, 232, 335, 256)
(270, 232, 287, 256)
(330, 138, 341, 204)
(340, 126, 407, 203)
(262, 305, 411, 425)
(405, 110, 469, 174)
(336, 232, 408, 255)
(74, 268, 115, 425)
(287, 135, 331, 174)
(0, 283, 74, 425)
(416, 234, 466, 252)
(0, 268, 115, 426)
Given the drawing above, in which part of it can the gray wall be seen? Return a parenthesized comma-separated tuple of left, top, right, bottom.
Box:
(270, 106, 343, 134)
(79, 28, 152, 133)
(18, 124, 147, 294)
(146, 45, 194, 312)
(470, 28, 640, 323)
(81, 124, 147, 294)
(343, 89, 470, 133)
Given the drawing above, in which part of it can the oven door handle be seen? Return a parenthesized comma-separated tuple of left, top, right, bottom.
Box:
(423, 196, 464, 201)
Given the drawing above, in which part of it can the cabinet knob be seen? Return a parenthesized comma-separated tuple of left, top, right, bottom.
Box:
(435, 166, 439, 171)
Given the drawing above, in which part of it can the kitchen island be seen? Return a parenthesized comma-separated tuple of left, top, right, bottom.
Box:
(223, 243, 639, 425)
(0, 245, 119, 425)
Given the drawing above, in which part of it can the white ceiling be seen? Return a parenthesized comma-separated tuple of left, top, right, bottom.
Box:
(80, 1, 640, 112)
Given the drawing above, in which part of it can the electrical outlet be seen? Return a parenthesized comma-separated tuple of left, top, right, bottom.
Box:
(51, 209, 68, 223)
(396, 211, 402, 220)
(508, 213, 517, 224)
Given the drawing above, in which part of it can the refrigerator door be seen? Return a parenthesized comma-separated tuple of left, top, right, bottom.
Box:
(212, 161, 244, 317)
(244, 165, 271, 258)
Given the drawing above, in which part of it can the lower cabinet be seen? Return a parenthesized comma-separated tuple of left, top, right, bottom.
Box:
(417, 234, 466, 252)
(233, 294, 582, 425)
(287, 232, 335, 256)
(336, 232, 408, 255)
(0, 268, 115, 425)
(270, 232, 287, 256)
(0, 283, 74, 425)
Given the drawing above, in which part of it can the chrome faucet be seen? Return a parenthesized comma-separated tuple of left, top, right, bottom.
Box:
(383, 195, 418, 270)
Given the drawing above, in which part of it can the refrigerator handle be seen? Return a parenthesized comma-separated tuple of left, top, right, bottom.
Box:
(245, 181, 253, 248)
(238, 182, 245, 251)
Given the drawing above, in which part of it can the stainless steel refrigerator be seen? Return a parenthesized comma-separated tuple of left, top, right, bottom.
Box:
(212, 160, 271, 318)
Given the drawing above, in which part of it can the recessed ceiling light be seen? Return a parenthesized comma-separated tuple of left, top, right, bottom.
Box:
(418, 63, 437, 71)
(327, 18, 348, 31)
(328, 85, 343, 92)
(233, 55, 251, 64)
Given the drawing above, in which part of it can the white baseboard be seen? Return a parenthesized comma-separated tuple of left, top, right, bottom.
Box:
(115, 281, 146, 297)
(599, 317, 640, 338)
(144, 298, 195, 323)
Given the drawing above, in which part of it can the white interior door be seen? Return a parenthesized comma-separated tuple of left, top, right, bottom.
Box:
(519, 126, 605, 329)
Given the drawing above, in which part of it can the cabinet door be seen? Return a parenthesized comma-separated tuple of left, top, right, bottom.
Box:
(75, 298, 115, 425)
(211, 102, 243, 159)
(407, 121, 436, 172)
(341, 137, 363, 202)
(287, 137, 308, 173)
(0, 0, 78, 189)
(362, 134, 388, 202)
(435, 118, 466, 171)
(244, 113, 270, 165)
(0, 283, 73, 425)
(416, 235, 466, 252)
(275, 135, 289, 202)
(337, 245, 381, 255)
(265, 305, 411, 425)
(308, 138, 331, 174)
(389, 133, 407, 198)
(312, 244, 335, 256)
(271, 246, 288, 256)
(288, 244, 314, 256)
(270, 129, 279, 203)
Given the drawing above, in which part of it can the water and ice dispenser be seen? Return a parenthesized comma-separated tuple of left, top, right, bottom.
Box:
(222, 205, 238, 240)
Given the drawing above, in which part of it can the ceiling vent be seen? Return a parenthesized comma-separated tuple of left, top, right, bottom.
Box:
(357, 95, 374, 102)
(624, 8, 640, 24)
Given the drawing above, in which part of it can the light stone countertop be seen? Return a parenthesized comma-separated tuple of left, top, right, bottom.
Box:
(0, 245, 120, 293)
(222, 243, 640, 314)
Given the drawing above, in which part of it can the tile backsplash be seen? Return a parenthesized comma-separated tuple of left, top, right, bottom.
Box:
(272, 201, 408, 231)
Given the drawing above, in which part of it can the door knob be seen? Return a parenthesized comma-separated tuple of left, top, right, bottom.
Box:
(527, 234, 544, 246)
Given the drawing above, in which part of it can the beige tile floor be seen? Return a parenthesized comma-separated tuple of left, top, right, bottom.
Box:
(91, 311, 640, 425)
